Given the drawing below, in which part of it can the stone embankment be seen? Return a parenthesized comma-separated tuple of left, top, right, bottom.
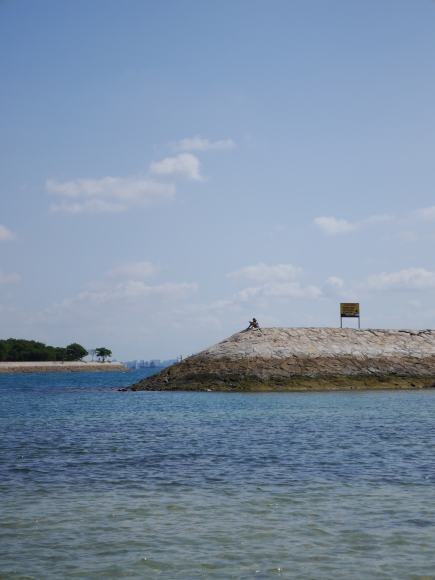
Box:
(127, 327, 435, 392)
(0, 361, 129, 374)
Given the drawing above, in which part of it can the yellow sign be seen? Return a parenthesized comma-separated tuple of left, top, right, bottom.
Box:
(341, 303, 359, 317)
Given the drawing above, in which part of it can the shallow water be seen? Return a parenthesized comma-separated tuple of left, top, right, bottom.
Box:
(1, 371, 435, 579)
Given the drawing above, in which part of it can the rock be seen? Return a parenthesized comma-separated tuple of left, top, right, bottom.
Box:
(127, 328, 435, 392)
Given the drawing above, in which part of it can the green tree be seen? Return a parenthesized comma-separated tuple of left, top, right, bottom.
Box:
(54, 347, 67, 361)
(4, 339, 55, 361)
(66, 343, 88, 361)
(0, 340, 7, 362)
(96, 347, 112, 362)
(0, 339, 88, 362)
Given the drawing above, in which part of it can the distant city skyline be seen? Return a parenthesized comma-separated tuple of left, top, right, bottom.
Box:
(119, 358, 179, 370)
(1, 1, 435, 359)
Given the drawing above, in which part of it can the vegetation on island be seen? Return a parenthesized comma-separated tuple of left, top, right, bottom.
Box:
(0, 339, 88, 362)
(95, 347, 112, 362)
(87, 348, 112, 362)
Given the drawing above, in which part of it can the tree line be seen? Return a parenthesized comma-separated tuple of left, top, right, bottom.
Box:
(0, 339, 112, 362)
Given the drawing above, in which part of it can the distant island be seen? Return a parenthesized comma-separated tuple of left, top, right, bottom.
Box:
(125, 327, 435, 392)
(0, 339, 127, 373)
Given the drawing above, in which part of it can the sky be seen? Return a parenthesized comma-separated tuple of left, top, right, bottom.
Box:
(1, 0, 435, 360)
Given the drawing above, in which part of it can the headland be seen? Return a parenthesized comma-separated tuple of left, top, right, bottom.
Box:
(0, 361, 129, 374)
(127, 327, 435, 392)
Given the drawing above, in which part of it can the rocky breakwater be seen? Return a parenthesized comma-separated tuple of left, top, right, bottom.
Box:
(127, 327, 435, 392)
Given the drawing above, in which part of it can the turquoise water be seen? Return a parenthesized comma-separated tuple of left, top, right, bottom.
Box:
(1, 371, 435, 579)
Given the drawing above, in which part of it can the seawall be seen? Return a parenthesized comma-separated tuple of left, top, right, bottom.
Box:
(128, 327, 435, 392)
(0, 361, 129, 374)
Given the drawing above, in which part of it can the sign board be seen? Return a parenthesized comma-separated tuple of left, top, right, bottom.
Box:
(340, 303, 359, 317)
(340, 303, 360, 328)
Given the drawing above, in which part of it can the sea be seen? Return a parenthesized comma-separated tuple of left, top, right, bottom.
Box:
(1, 369, 435, 579)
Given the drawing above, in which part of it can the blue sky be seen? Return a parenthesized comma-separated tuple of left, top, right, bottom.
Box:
(1, 0, 435, 359)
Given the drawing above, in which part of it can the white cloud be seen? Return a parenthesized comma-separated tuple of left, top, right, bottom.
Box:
(50, 199, 126, 214)
(364, 214, 395, 225)
(110, 281, 198, 301)
(0, 225, 16, 241)
(261, 282, 322, 299)
(365, 268, 435, 292)
(228, 262, 303, 282)
(324, 276, 344, 289)
(47, 177, 175, 213)
(105, 261, 159, 280)
(314, 214, 395, 235)
(322, 276, 345, 298)
(321, 268, 435, 297)
(227, 262, 320, 302)
(170, 136, 235, 152)
(47, 150, 209, 215)
(232, 282, 321, 302)
(142, 294, 254, 338)
(232, 286, 262, 302)
(51, 281, 198, 311)
(314, 216, 358, 235)
(309, 268, 435, 300)
(413, 206, 435, 222)
(149, 153, 203, 181)
(0, 270, 20, 285)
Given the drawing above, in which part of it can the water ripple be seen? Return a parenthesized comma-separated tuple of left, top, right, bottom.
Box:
(0, 372, 435, 578)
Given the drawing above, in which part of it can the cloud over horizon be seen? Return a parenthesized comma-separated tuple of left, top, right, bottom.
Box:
(47, 176, 176, 213)
(0, 269, 21, 285)
(314, 216, 359, 235)
(227, 262, 322, 302)
(412, 206, 435, 222)
(45, 134, 231, 215)
(0, 225, 16, 241)
(149, 153, 203, 181)
(105, 261, 159, 280)
(314, 214, 395, 235)
(170, 135, 235, 152)
(228, 262, 303, 282)
(320, 268, 435, 297)
(365, 268, 435, 292)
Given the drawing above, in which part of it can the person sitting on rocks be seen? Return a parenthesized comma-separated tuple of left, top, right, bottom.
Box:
(247, 318, 259, 330)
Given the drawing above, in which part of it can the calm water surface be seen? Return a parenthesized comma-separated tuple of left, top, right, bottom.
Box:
(1, 370, 435, 579)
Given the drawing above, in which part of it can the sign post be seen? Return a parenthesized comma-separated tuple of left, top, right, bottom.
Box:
(340, 303, 360, 329)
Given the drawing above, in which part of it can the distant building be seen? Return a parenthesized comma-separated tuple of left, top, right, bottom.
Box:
(120, 358, 178, 370)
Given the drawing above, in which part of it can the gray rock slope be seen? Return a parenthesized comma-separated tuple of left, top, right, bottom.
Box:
(128, 328, 435, 391)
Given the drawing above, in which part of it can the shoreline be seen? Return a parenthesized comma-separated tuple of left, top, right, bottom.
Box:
(125, 374, 435, 392)
(0, 361, 129, 374)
